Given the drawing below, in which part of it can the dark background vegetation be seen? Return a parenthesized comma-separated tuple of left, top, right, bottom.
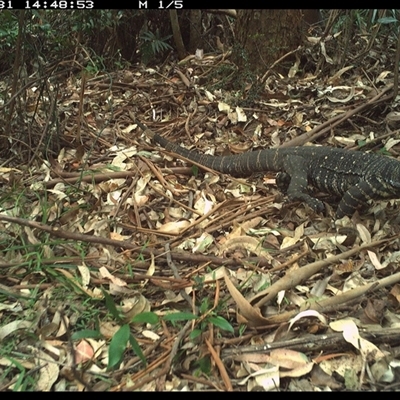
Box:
(1, 9, 399, 162)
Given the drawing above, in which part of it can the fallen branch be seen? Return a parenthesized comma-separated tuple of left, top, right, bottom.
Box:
(281, 84, 394, 147)
(0, 215, 273, 268)
(221, 326, 400, 358)
(259, 270, 400, 326)
(45, 170, 137, 189)
(250, 236, 397, 308)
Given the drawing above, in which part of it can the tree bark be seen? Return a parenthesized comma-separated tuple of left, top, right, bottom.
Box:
(233, 10, 304, 76)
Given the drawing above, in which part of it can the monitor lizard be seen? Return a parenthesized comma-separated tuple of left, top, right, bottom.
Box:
(137, 121, 400, 218)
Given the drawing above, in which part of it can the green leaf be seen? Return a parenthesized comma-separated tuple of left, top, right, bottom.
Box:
(189, 329, 202, 341)
(163, 312, 197, 322)
(131, 311, 159, 325)
(377, 16, 397, 24)
(107, 324, 130, 371)
(102, 288, 122, 322)
(208, 316, 234, 333)
(71, 329, 103, 340)
(199, 297, 209, 314)
(129, 334, 146, 365)
(194, 356, 212, 375)
(239, 324, 247, 336)
(357, 140, 367, 148)
(141, 31, 156, 41)
(191, 165, 199, 177)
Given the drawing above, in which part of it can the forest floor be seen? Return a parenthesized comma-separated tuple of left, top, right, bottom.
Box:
(1, 31, 400, 391)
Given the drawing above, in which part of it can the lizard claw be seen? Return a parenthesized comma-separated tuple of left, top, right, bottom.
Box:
(309, 199, 325, 213)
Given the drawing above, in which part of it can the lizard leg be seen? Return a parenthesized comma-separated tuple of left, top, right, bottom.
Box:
(283, 156, 325, 212)
(276, 172, 291, 193)
(336, 178, 386, 218)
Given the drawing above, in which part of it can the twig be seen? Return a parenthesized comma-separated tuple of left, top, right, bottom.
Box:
(281, 84, 393, 148)
(254, 269, 400, 327)
(45, 170, 137, 188)
(221, 327, 400, 358)
(250, 236, 397, 308)
(0, 215, 274, 268)
(28, 89, 58, 167)
(393, 27, 400, 100)
(165, 243, 194, 308)
(260, 45, 302, 83)
(206, 337, 233, 391)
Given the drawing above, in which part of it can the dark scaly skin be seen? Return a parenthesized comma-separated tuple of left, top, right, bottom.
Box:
(137, 121, 400, 218)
